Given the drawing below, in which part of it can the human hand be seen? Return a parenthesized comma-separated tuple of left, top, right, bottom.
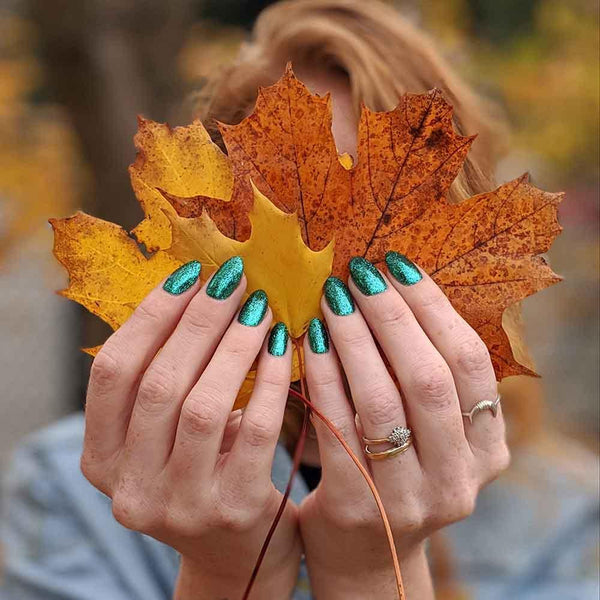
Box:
(80, 258, 302, 599)
(299, 253, 510, 599)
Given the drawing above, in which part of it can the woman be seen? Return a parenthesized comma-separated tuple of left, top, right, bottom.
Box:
(2, 1, 597, 599)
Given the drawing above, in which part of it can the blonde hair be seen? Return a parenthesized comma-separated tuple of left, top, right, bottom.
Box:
(195, 0, 507, 203)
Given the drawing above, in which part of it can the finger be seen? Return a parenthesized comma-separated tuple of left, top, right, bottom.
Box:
(383, 252, 505, 456)
(347, 257, 469, 474)
(302, 319, 368, 492)
(226, 322, 292, 485)
(83, 261, 202, 468)
(123, 257, 247, 472)
(169, 290, 272, 479)
(321, 277, 419, 477)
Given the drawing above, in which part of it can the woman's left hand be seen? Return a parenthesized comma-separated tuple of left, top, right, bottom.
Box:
(299, 254, 511, 600)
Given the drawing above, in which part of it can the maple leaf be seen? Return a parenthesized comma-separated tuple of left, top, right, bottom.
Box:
(164, 183, 333, 339)
(168, 66, 562, 379)
(130, 117, 233, 251)
(50, 212, 182, 330)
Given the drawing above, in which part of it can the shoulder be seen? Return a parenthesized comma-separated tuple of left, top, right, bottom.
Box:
(1, 413, 181, 600)
(2, 412, 86, 511)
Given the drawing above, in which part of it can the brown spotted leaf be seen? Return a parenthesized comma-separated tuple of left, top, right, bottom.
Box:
(165, 68, 561, 379)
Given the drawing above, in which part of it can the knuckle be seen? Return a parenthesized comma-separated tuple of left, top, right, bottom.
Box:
(410, 362, 454, 411)
(376, 301, 413, 332)
(222, 341, 251, 363)
(361, 385, 402, 427)
(241, 411, 276, 448)
(418, 290, 449, 314)
(486, 443, 511, 478)
(111, 492, 160, 532)
(337, 326, 371, 350)
(454, 336, 492, 377)
(180, 396, 223, 437)
(180, 308, 214, 338)
(390, 505, 425, 535)
(80, 452, 103, 488)
(432, 486, 476, 525)
(89, 349, 122, 396)
(135, 301, 163, 327)
(309, 367, 342, 395)
(136, 365, 175, 415)
(257, 369, 289, 393)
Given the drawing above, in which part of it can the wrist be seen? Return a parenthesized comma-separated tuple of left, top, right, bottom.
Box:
(305, 544, 433, 600)
(174, 551, 301, 600)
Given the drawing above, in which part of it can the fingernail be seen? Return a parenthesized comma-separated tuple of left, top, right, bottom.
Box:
(308, 318, 329, 354)
(324, 277, 355, 316)
(268, 322, 289, 356)
(349, 256, 387, 296)
(385, 251, 422, 286)
(206, 256, 244, 300)
(163, 260, 201, 295)
(238, 290, 268, 326)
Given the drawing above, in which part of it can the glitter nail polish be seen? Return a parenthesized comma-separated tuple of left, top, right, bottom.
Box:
(268, 322, 289, 356)
(163, 260, 201, 295)
(238, 290, 268, 326)
(324, 277, 355, 316)
(385, 251, 423, 286)
(308, 318, 329, 354)
(206, 256, 244, 300)
(349, 256, 387, 296)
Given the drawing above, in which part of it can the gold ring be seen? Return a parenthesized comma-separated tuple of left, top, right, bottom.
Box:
(364, 438, 413, 461)
(362, 425, 411, 447)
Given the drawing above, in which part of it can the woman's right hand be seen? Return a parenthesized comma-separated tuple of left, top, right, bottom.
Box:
(80, 258, 302, 600)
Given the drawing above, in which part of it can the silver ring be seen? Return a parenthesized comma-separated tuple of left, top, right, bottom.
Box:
(461, 394, 501, 424)
(362, 425, 412, 448)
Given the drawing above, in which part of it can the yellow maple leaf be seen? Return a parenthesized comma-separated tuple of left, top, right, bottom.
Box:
(166, 182, 334, 339)
(130, 117, 233, 252)
(50, 212, 181, 330)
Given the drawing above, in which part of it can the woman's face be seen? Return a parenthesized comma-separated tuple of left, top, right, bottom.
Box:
(295, 65, 358, 157)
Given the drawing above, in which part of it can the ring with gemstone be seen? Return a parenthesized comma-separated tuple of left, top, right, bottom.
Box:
(362, 425, 412, 448)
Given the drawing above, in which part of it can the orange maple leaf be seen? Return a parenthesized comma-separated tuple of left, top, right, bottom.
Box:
(168, 66, 562, 379)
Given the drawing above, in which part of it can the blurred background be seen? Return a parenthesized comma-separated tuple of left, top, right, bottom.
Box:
(0, 0, 598, 476)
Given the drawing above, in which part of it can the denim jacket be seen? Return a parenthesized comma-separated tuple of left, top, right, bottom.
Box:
(1, 413, 598, 599)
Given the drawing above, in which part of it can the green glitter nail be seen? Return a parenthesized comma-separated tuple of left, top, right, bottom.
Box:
(268, 322, 289, 356)
(163, 260, 201, 295)
(308, 318, 329, 354)
(207, 256, 244, 300)
(349, 256, 387, 296)
(324, 277, 355, 316)
(385, 251, 422, 286)
(238, 290, 268, 326)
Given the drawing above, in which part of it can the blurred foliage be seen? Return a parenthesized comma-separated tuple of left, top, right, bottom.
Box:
(0, 11, 83, 262)
(420, 0, 599, 188)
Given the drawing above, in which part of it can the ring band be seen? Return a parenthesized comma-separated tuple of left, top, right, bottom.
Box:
(461, 394, 501, 424)
(364, 438, 413, 461)
(362, 426, 412, 447)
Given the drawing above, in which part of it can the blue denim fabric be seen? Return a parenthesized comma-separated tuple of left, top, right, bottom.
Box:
(1, 413, 598, 599)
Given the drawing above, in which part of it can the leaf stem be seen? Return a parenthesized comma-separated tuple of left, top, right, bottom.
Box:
(286, 384, 405, 599)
